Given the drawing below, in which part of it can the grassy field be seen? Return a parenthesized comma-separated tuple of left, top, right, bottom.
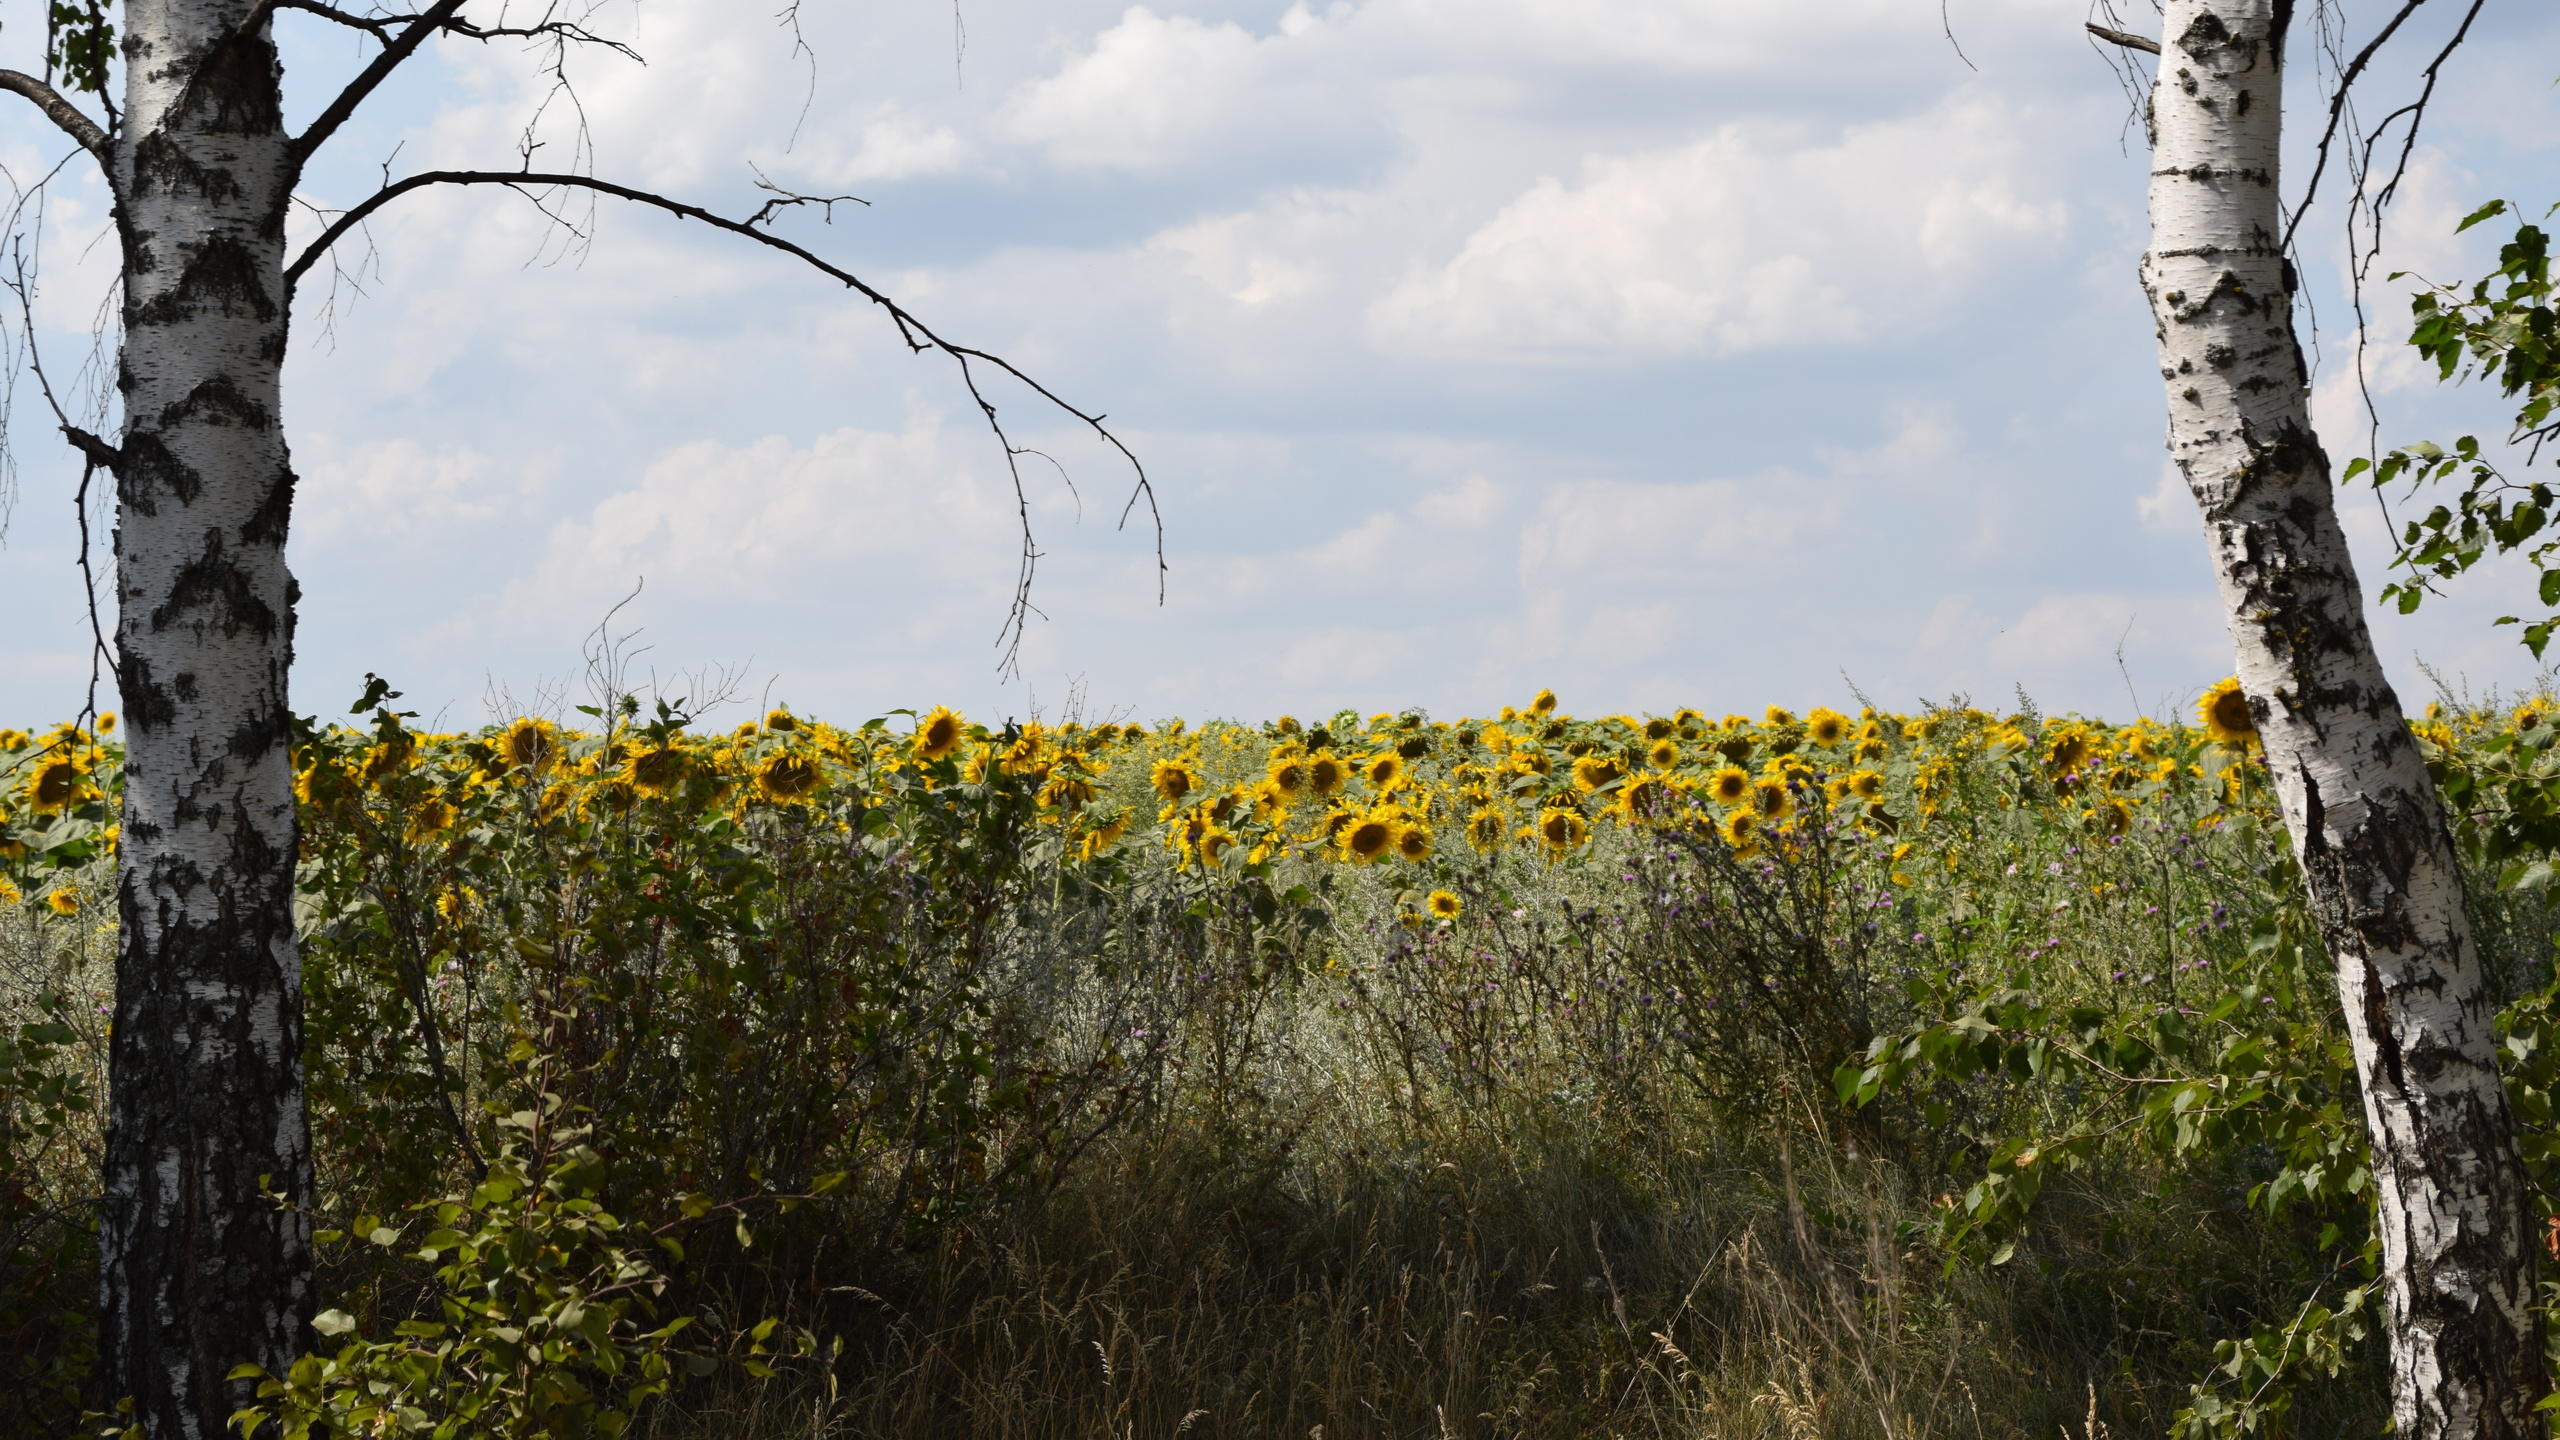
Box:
(7, 687, 2557, 1438)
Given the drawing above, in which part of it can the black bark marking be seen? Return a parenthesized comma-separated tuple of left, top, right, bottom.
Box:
(240, 467, 292, 545)
(129, 234, 277, 327)
(2176, 10, 2232, 60)
(130, 130, 240, 204)
(151, 530, 279, 638)
(118, 432, 202, 515)
(174, 25, 282, 136)
(117, 652, 180, 732)
(159, 374, 270, 432)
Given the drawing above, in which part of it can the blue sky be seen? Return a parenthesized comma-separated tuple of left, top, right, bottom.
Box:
(1, 0, 2556, 730)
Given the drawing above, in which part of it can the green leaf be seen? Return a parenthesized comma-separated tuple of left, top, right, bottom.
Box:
(313, 1309, 359, 1337)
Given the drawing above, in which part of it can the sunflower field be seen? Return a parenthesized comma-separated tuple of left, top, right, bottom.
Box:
(9, 682, 2560, 1438)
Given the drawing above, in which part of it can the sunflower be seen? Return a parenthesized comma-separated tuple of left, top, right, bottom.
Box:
(2514, 700, 2553, 737)
(1197, 826, 1237, 866)
(1466, 806, 1507, 853)
(1364, 753, 1406, 791)
(1267, 757, 1310, 798)
(1537, 807, 1590, 854)
(498, 717, 558, 775)
(1806, 708, 1849, 747)
(1308, 755, 1348, 796)
(2198, 678, 2256, 744)
(627, 745, 688, 796)
(1764, 706, 1796, 727)
(1510, 749, 1554, 778)
(1619, 773, 1667, 823)
(1707, 766, 1753, 807)
(765, 709, 799, 732)
(1752, 776, 1795, 822)
(406, 798, 456, 842)
(1646, 739, 1680, 770)
(1152, 759, 1199, 804)
(1846, 770, 1884, 801)
(1531, 688, 1559, 716)
(914, 706, 966, 762)
(1427, 889, 1462, 920)
(1345, 814, 1397, 863)
(2096, 796, 2134, 835)
(26, 757, 90, 814)
(1394, 823, 1432, 862)
(1571, 754, 1626, 793)
(757, 753, 825, 802)
(1720, 808, 1759, 849)
(45, 887, 79, 916)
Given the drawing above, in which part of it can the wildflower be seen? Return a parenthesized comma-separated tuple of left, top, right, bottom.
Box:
(46, 888, 79, 916)
(1428, 890, 1462, 920)
(2198, 678, 2255, 745)
(1152, 759, 1199, 804)
(914, 706, 966, 762)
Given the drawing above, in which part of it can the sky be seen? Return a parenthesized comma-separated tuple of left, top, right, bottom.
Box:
(0, 0, 2555, 731)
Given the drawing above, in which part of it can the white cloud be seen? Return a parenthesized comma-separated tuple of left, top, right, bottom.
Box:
(296, 437, 538, 542)
(1370, 96, 2069, 361)
(2137, 461, 2190, 534)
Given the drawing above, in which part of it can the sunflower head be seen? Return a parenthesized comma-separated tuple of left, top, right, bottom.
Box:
(1466, 806, 1507, 853)
(1537, 807, 1589, 854)
(45, 887, 79, 916)
(1720, 807, 1759, 850)
(2515, 701, 2553, 738)
(628, 745, 688, 796)
(1345, 814, 1397, 863)
(26, 757, 90, 814)
(1572, 753, 1626, 793)
(1197, 826, 1237, 866)
(498, 717, 558, 774)
(1308, 755, 1348, 795)
(2198, 678, 2256, 745)
(1806, 708, 1848, 747)
(1427, 889, 1462, 920)
(407, 798, 456, 842)
(1364, 753, 1406, 791)
(1707, 766, 1752, 807)
(1152, 759, 1199, 804)
(1619, 774, 1668, 823)
(765, 709, 799, 732)
(1642, 738, 1678, 770)
(1764, 706, 1797, 728)
(1751, 776, 1795, 821)
(1847, 770, 1884, 801)
(757, 753, 825, 802)
(1267, 757, 1309, 797)
(914, 706, 967, 762)
(1531, 688, 1559, 716)
(1394, 823, 1432, 862)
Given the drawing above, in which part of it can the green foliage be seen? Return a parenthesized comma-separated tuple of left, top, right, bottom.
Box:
(2348, 199, 2560, 654)
(44, 1, 113, 96)
(0, 988, 95, 1427)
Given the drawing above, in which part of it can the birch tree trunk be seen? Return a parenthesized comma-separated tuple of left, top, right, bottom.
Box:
(97, 3, 312, 1434)
(2142, 3, 2541, 1431)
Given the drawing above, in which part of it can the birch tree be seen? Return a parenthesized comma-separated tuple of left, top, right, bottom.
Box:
(2128, 2, 2540, 1431)
(0, 6, 1149, 1436)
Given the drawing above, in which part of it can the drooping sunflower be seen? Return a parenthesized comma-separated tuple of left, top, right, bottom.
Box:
(1427, 889, 1462, 920)
(914, 706, 966, 762)
(1538, 807, 1590, 854)
(765, 708, 799, 732)
(1152, 759, 1199, 804)
(2197, 678, 2256, 745)
(1394, 823, 1432, 862)
(1307, 755, 1348, 796)
(627, 745, 688, 796)
(1806, 708, 1849, 747)
(757, 753, 825, 802)
(1466, 806, 1507, 853)
(1571, 754, 1625, 793)
(1531, 688, 1560, 716)
(498, 717, 558, 774)
(1345, 813, 1397, 863)
(1644, 717, 1676, 742)
(1510, 749, 1554, 778)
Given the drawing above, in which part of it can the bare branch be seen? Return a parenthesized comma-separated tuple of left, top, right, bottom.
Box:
(274, 0, 405, 41)
(289, 0, 469, 173)
(2280, 0, 2428, 254)
(285, 168, 1167, 676)
(0, 70, 112, 170)
(2084, 23, 2161, 55)
(745, 165, 866, 229)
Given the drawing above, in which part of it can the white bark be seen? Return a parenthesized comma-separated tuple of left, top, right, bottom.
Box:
(2143, 4, 2540, 1433)
(97, 2, 312, 1435)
